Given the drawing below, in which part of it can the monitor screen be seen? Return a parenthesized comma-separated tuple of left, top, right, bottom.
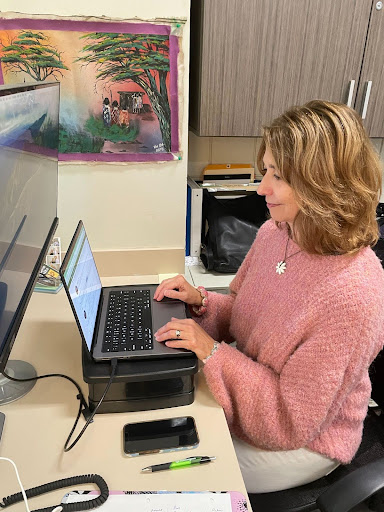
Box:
(0, 82, 59, 372)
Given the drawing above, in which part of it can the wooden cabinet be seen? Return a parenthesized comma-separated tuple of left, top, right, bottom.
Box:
(354, 4, 384, 137)
(189, 0, 383, 137)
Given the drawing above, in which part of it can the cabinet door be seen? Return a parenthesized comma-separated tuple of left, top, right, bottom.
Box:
(354, 4, 384, 137)
(194, 0, 372, 136)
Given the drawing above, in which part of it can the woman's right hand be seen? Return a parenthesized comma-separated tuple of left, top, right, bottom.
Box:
(154, 274, 202, 306)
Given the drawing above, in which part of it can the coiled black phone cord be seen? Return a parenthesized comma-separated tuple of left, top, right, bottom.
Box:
(0, 473, 108, 512)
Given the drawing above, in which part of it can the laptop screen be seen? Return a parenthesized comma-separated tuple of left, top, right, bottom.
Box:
(62, 224, 102, 351)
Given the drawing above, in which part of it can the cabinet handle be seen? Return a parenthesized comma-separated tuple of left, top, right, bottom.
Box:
(361, 81, 372, 120)
(346, 80, 355, 107)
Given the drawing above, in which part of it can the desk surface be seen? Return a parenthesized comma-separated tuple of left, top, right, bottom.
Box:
(0, 276, 251, 511)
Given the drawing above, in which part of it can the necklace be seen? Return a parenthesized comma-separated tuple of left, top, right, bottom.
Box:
(276, 237, 302, 275)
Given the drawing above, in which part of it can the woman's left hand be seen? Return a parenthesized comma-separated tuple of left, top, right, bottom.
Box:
(154, 317, 216, 361)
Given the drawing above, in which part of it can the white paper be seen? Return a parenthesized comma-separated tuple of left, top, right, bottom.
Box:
(63, 492, 233, 512)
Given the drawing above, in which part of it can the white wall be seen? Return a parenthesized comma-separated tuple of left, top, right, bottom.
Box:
(0, 0, 190, 274)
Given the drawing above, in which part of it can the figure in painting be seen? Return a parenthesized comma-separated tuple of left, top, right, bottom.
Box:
(111, 100, 120, 125)
(119, 98, 130, 127)
(137, 94, 143, 113)
(102, 97, 111, 127)
(132, 94, 137, 114)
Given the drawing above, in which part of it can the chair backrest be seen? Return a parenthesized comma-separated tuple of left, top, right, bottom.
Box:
(370, 350, 384, 410)
(369, 209, 384, 409)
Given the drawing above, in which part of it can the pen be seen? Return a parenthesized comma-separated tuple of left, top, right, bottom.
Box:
(141, 456, 216, 473)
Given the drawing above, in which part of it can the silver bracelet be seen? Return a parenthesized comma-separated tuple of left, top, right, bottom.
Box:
(202, 341, 220, 364)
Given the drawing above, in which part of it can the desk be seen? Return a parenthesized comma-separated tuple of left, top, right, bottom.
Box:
(0, 276, 251, 511)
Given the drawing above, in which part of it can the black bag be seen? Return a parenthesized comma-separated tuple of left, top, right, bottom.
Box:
(200, 189, 268, 273)
(373, 210, 384, 267)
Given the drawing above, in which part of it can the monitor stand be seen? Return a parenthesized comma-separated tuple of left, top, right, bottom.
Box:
(0, 360, 37, 405)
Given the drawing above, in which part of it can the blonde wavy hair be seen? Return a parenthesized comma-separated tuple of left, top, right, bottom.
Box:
(257, 100, 382, 255)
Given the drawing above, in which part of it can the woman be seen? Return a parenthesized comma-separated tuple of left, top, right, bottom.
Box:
(111, 100, 120, 125)
(154, 100, 384, 493)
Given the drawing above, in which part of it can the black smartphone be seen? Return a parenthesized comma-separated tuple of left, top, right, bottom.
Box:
(123, 416, 198, 456)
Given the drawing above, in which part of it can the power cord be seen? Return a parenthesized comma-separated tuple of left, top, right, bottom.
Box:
(1, 358, 118, 452)
(63, 358, 118, 452)
(0, 457, 30, 512)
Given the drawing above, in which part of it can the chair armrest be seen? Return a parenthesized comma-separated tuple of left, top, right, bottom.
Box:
(317, 458, 384, 512)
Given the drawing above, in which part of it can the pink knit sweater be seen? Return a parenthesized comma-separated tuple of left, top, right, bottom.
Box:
(199, 220, 384, 464)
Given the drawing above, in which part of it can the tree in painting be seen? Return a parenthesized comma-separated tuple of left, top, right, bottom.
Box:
(0, 31, 69, 81)
(77, 33, 171, 152)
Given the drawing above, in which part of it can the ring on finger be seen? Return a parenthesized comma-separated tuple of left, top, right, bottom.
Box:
(175, 329, 181, 339)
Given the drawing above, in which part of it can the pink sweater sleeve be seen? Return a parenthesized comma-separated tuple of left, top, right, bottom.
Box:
(203, 295, 384, 452)
(195, 236, 256, 342)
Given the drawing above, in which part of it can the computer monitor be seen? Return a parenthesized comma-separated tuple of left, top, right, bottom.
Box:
(0, 81, 59, 404)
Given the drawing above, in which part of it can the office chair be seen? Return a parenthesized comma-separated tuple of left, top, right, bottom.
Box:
(248, 351, 384, 512)
(248, 410, 384, 511)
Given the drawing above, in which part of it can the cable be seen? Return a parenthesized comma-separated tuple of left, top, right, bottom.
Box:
(0, 457, 30, 512)
(63, 358, 118, 452)
(1, 369, 89, 451)
(1, 370, 88, 405)
(0, 358, 118, 452)
(0, 473, 109, 512)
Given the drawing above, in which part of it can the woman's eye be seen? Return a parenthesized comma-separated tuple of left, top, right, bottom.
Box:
(261, 168, 267, 176)
(274, 174, 281, 180)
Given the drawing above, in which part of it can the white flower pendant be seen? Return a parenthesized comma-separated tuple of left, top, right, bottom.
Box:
(276, 261, 287, 275)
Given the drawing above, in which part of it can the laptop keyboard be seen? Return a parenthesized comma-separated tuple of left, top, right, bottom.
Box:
(102, 289, 153, 352)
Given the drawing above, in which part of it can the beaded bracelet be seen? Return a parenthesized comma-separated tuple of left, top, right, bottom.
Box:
(191, 286, 208, 316)
(202, 341, 220, 364)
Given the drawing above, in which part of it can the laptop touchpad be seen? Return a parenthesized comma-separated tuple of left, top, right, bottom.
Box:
(151, 301, 186, 333)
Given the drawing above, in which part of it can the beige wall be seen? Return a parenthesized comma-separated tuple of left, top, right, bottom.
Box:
(0, 0, 190, 276)
(189, 132, 384, 201)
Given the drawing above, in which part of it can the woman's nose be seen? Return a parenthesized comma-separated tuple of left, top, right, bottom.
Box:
(257, 175, 271, 196)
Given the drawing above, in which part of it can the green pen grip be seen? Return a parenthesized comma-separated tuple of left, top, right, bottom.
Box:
(170, 457, 202, 469)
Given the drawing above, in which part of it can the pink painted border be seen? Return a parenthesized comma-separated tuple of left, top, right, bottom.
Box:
(169, 34, 179, 154)
(0, 17, 180, 162)
(59, 152, 175, 162)
(0, 17, 170, 35)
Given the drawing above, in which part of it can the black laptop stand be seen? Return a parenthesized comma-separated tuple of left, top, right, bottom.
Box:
(82, 344, 199, 413)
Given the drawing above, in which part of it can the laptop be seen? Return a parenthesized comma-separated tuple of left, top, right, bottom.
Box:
(60, 221, 193, 361)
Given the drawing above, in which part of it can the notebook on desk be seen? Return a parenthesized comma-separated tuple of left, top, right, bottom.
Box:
(62, 490, 249, 511)
(60, 221, 192, 362)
